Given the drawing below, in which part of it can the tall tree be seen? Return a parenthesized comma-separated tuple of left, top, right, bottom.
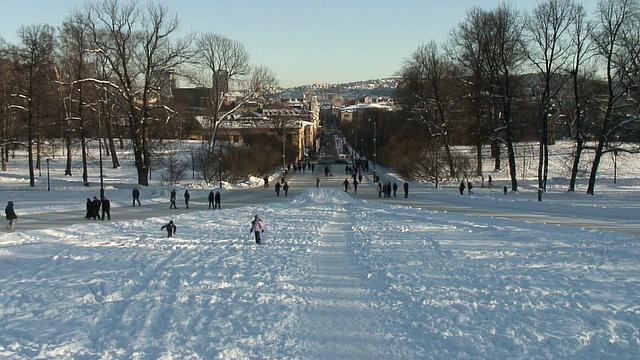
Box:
(567, 3, 596, 192)
(526, 0, 577, 201)
(587, 0, 640, 195)
(195, 33, 250, 150)
(482, 4, 528, 191)
(84, 0, 192, 185)
(397, 41, 461, 178)
(10, 24, 56, 187)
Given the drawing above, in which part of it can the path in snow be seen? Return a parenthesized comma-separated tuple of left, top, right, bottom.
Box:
(288, 205, 401, 359)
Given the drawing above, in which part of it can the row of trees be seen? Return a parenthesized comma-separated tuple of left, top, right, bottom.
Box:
(0, 0, 278, 187)
(394, 0, 640, 196)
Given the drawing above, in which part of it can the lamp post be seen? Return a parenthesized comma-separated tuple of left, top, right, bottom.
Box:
(98, 106, 105, 201)
(219, 146, 223, 188)
(46, 158, 50, 191)
(369, 117, 377, 182)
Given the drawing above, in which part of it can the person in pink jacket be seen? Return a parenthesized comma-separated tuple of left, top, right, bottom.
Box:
(250, 215, 265, 244)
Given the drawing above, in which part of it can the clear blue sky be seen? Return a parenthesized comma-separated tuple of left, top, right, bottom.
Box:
(0, 0, 601, 88)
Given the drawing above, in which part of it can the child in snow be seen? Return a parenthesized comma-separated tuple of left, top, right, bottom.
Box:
(161, 220, 177, 238)
(250, 215, 265, 244)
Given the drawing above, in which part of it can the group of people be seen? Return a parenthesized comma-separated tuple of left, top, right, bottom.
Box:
(85, 196, 111, 220)
(168, 188, 222, 209)
(274, 181, 290, 197)
(377, 181, 409, 198)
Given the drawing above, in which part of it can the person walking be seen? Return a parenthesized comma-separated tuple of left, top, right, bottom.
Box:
(5, 201, 17, 231)
(132, 187, 141, 206)
(250, 215, 265, 244)
(316, 176, 320, 188)
(263, 176, 269, 188)
(91, 197, 101, 220)
(378, 181, 383, 197)
(84, 198, 93, 219)
(170, 189, 177, 209)
(275, 182, 281, 197)
(184, 190, 190, 209)
(214, 191, 221, 209)
(343, 178, 350, 192)
(161, 220, 177, 238)
(392, 182, 398, 197)
(101, 197, 111, 221)
(353, 179, 358, 194)
(403, 181, 409, 198)
(459, 181, 466, 195)
(488, 175, 493, 188)
(283, 182, 289, 196)
(467, 181, 473, 195)
(208, 190, 215, 209)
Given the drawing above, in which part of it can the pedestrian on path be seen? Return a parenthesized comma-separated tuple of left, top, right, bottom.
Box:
(5, 201, 17, 231)
(184, 190, 190, 209)
(101, 197, 111, 221)
(214, 191, 221, 209)
(170, 189, 177, 209)
(459, 181, 466, 195)
(316, 177, 320, 188)
(404, 181, 409, 198)
(392, 182, 398, 197)
(208, 190, 215, 209)
(283, 182, 289, 196)
(343, 178, 350, 192)
(132, 187, 141, 206)
(275, 182, 281, 197)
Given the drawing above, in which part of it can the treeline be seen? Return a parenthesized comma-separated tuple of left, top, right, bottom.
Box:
(0, 0, 278, 187)
(348, 0, 640, 197)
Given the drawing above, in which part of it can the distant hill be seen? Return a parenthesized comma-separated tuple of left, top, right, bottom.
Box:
(271, 78, 399, 100)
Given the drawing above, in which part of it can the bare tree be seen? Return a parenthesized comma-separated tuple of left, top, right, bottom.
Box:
(10, 24, 56, 187)
(481, 4, 528, 191)
(193, 33, 278, 153)
(84, 0, 193, 185)
(397, 41, 461, 178)
(194, 33, 250, 149)
(526, 0, 577, 200)
(587, 0, 640, 195)
(567, 3, 596, 192)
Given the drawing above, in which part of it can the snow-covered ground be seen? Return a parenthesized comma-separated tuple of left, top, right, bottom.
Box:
(0, 141, 639, 359)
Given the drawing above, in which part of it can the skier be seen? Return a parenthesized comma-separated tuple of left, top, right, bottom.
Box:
(161, 220, 177, 238)
(5, 201, 17, 231)
(250, 215, 265, 244)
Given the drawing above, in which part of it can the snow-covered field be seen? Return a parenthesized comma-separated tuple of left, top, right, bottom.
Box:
(0, 141, 638, 359)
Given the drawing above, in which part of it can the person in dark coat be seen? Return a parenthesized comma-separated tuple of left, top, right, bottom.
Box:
(184, 190, 190, 209)
(353, 179, 358, 194)
(263, 176, 269, 188)
(467, 181, 473, 195)
(85, 198, 93, 219)
(214, 191, 221, 209)
(275, 182, 281, 197)
(378, 182, 383, 197)
(5, 201, 17, 231)
(343, 178, 350, 192)
(132, 188, 141, 206)
(161, 220, 177, 238)
(403, 181, 409, 198)
(208, 190, 215, 209)
(101, 197, 111, 220)
(170, 189, 177, 209)
(283, 182, 289, 196)
(392, 182, 398, 197)
(91, 196, 101, 220)
(459, 181, 466, 195)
